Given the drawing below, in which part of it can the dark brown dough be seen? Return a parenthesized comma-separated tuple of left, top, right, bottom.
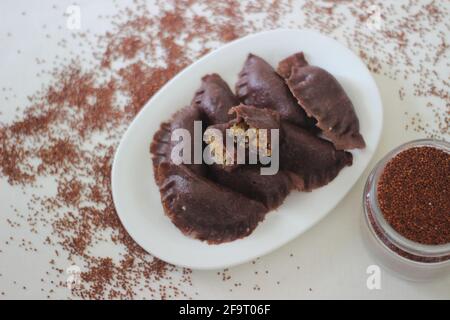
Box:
(203, 121, 239, 171)
(191, 73, 239, 125)
(227, 105, 280, 163)
(284, 64, 365, 150)
(235, 54, 312, 128)
(230, 104, 280, 130)
(156, 163, 267, 244)
(150, 106, 205, 180)
(209, 164, 293, 210)
(280, 122, 353, 191)
(205, 105, 292, 210)
(149, 54, 363, 244)
(277, 52, 308, 79)
(214, 105, 351, 192)
(205, 105, 280, 138)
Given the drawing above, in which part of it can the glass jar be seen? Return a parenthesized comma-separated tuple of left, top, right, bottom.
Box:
(362, 139, 450, 281)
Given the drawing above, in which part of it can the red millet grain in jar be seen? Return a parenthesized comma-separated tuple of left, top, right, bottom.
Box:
(2, 0, 449, 299)
(377, 146, 450, 245)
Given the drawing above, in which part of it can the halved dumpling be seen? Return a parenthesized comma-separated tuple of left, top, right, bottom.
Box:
(204, 105, 280, 169)
(209, 164, 292, 210)
(205, 105, 292, 210)
(156, 163, 268, 244)
(229, 104, 280, 130)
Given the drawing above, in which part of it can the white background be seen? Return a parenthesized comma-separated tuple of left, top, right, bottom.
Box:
(0, 0, 449, 299)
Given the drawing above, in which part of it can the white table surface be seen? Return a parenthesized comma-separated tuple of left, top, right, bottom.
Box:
(0, 0, 449, 299)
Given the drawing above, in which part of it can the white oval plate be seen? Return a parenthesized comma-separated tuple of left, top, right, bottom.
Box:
(111, 29, 383, 270)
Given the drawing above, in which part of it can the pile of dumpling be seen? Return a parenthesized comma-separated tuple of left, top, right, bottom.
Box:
(150, 52, 365, 244)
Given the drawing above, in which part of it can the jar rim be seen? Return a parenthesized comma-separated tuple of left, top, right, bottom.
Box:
(368, 138, 450, 258)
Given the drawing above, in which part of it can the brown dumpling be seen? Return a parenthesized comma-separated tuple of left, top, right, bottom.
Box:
(203, 121, 239, 171)
(204, 105, 280, 170)
(230, 104, 280, 130)
(156, 163, 267, 244)
(209, 164, 293, 210)
(280, 122, 353, 191)
(283, 64, 365, 150)
(191, 73, 239, 125)
(235, 54, 312, 128)
(206, 105, 292, 210)
(205, 105, 280, 140)
(277, 52, 308, 79)
(150, 106, 205, 180)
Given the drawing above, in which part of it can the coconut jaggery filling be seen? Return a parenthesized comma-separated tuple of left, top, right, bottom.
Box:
(205, 121, 272, 165)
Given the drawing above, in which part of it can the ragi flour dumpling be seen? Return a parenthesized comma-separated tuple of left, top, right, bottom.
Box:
(149, 50, 364, 245)
(156, 163, 268, 244)
(150, 105, 269, 244)
(224, 107, 350, 192)
(229, 104, 281, 130)
(209, 164, 293, 210)
(280, 122, 353, 191)
(235, 54, 312, 128)
(206, 105, 292, 209)
(277, 52, 309, 79)
(191, 73, 239, 125)
(204, 105, 280, 170)
(278, 54, 365, 150)
(150, 106, 205, 180)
